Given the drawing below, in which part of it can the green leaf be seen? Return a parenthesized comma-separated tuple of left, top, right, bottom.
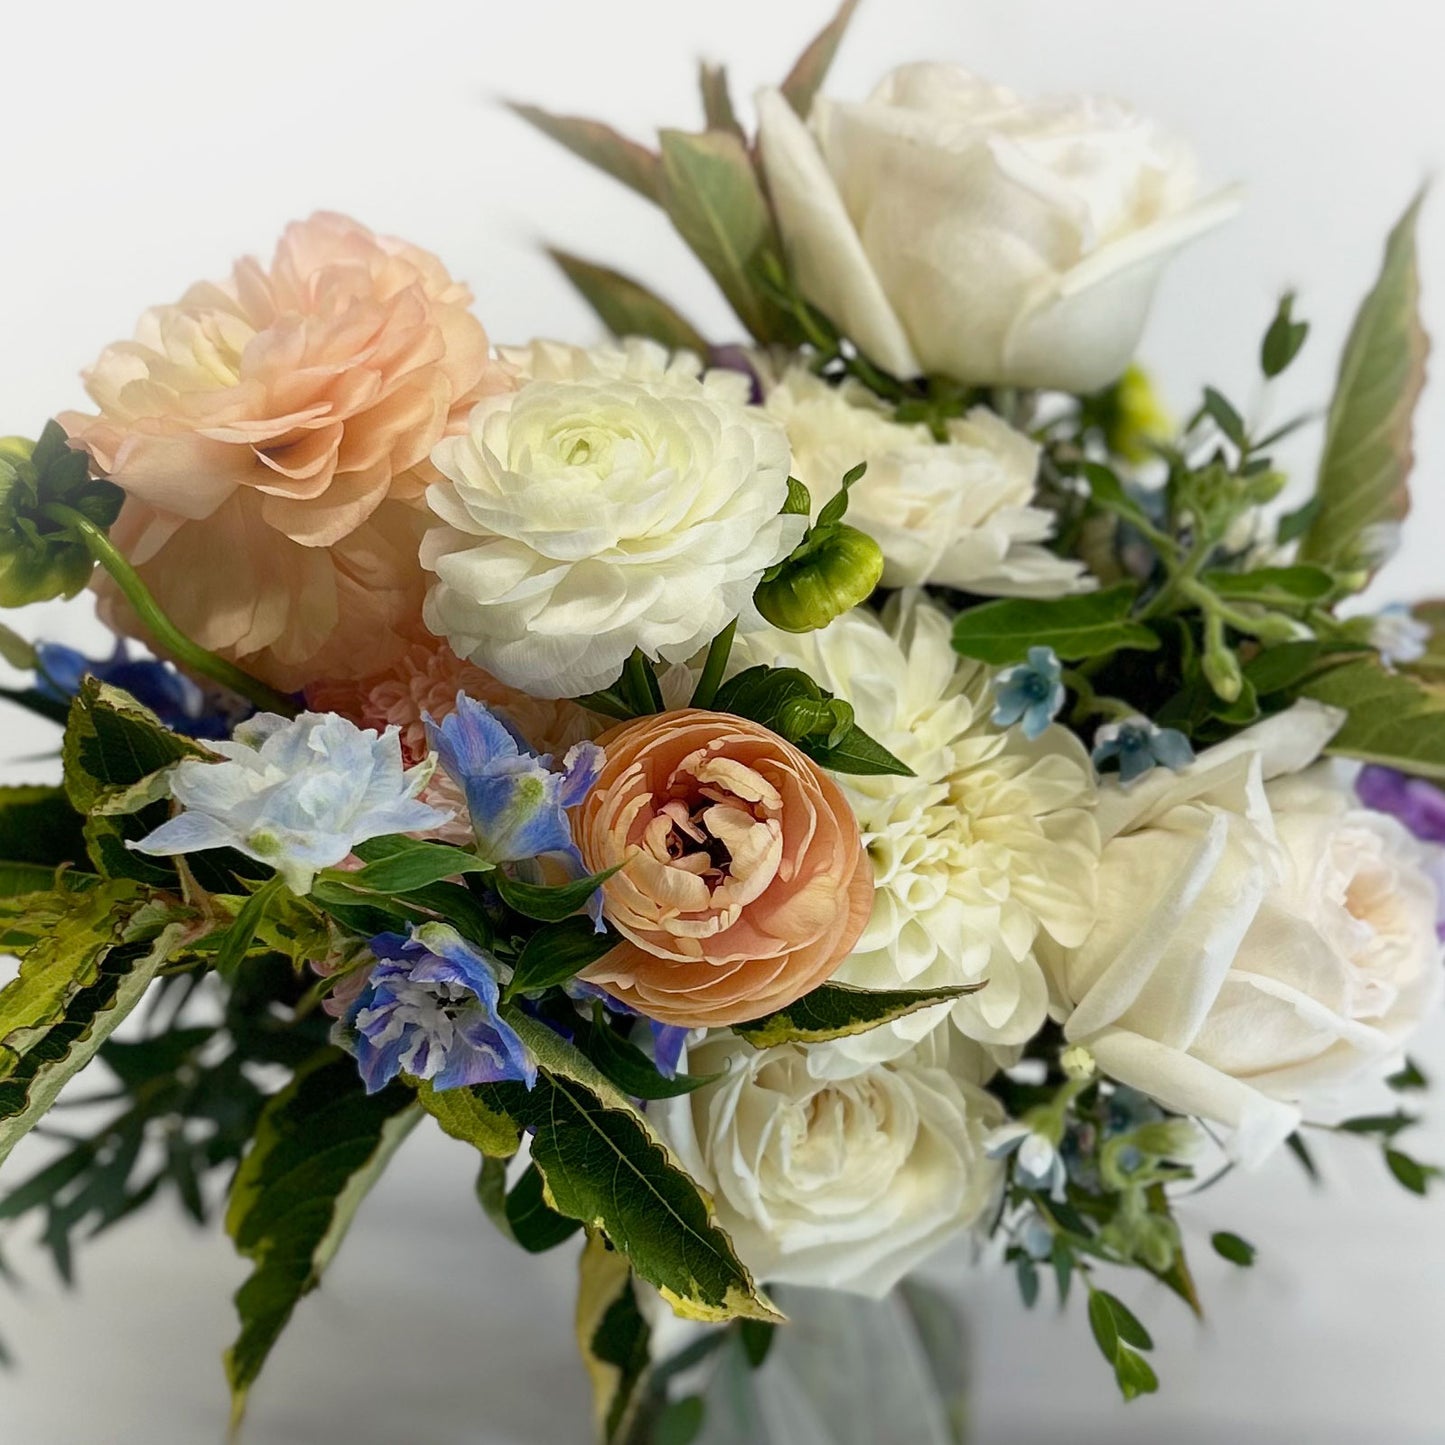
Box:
(711, 665, 912, 777)
(1242, 640, 1339, 697)
(1202, 386, 1247, 448)
(657, 129, 789, 344)
(1299, 656, 1445, 778)
(214, 876, 287, 981)
(0, 861, 66, 900)
(951, 585, 1160, 666)
(739, 1318, 777, 1369)
(0, 911, 189, 1171)
(61, 677, 209, 814)
(1113, 1346, 1160, 1402)
(1385, 1146, 1439, 1196)
(1262, 292, 1310, 378)
(780, 0, 861, 118)
(782, 476, 813, 516)
(475, 1155, 514, 1241)
(507, 915, 618, 998)
(504, 1161, 583, 1253)
(0, 785, 86, 868)
(483, 1012, 778, 1324)
(1299, 191, 1429, 575)
(1286, 1130, 1322, 1184)
(550, 250, 709, 354)
(223, 1052, 419, 1427)
(1338, 1110, 1417, 1139)
(732, 980, 983, 1048)
(508, 102, 661, 202)
(494, 865, 618, 923)
(655, 1396, 706, 1445)
(349, 836, 493, 893)
(1203, 565, 1336, 604)
(1210, 1231, 1257, 1267)
(576, 1229, 653, 1444)
(415, 1078, 521, 1159)
(581, 1016, 720, 1100)
(1388, 1057, 1429, 1091)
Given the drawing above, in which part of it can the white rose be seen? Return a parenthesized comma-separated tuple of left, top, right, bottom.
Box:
(657, 1030, 1005, 1297)
(756, 64, 1237, 392)
(736, 592, 1099, 1059)
(1043, 703, 1444, 1166)
(764, 365, 1090, 597)
(421, 339, 803, 698)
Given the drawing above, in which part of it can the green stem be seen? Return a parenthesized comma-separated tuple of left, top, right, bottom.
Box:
(44, 504, 296, 716)
(621, 649, 664, 715)
(689, 618, 736, 710)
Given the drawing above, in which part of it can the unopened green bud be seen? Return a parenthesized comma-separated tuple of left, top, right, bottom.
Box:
(0, 422, 122, 608)
(1202, 641, 1243, 703)
(755, 523, 884, 634)
(1106, 364, 1173, 464)
(1130, 1119, 1200, 1161)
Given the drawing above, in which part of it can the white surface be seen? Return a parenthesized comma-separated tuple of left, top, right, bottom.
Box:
(2, 1, 1445, 1441)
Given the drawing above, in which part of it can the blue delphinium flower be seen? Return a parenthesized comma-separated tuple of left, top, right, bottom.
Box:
(343, 924, 537, 1095)
(35, 639, 244, 739)
(1091, 715, 1195, 785)
(426, 693, 603, 868)
(991, 646, 1065, 740)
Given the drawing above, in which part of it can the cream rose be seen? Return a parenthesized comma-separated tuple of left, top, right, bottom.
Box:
(421, 340, 802, 698)
(757, 64, 1237, 392)
(1042, 704, 1444, 1166)
(657, 1029, 1005, 1297)
(736, 592, 1099, 1060)
(764, 364, 1090, 597)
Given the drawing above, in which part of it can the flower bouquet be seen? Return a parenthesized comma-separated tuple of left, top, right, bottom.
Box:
(2, 4, 1442, 1440)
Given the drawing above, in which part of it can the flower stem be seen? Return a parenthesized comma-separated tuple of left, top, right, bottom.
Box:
(621, 649, 664, 715)
(689, 618, 737, 710)
(44, 503, 297, 717)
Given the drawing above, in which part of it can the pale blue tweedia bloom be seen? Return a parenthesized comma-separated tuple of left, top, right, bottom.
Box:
(986, 1121, 1068, 1200)
(343, 924, 536, 1095)
(130, 710, 449, 893)
(426, 693, 603, 866)
(1091, 715, 1195, 786)
(991, 647, 1065, 740)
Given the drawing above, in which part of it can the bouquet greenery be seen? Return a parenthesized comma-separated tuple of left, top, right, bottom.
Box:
(1, 5, 1441, 1440)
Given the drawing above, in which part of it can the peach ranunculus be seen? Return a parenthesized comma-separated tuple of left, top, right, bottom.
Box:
(60, 212, 510, 692)
(575, 710, 873, 1028)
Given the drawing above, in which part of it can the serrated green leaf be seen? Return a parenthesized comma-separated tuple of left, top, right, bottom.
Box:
(657, 129, 789, 343)
(951, 585, 1159, 666)
(223, 1052, 419, 1429)
(780, 0, 861, 118)
(508, 103, 661, 202)
(416, 1078, 521, 1159)
(483, 1012, 778, 1324)
(1299, 656, 1445, 778)
(0, 913, 188, 1171)
(61, 677, 210, 814)
(550, 250, 709, 354)
(732, 981, 982, 1048)
(1299, 192, 1429, 574)
(577, 1229, 653, 1444)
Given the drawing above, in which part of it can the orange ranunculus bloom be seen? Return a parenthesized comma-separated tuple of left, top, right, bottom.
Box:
(61, 212, 512, 692)
(575, 709, 873, 1028)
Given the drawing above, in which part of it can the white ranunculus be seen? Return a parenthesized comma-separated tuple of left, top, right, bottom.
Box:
(657, 1029, 1006, 1297)
(420, 339, 804, 698)
(130, 711, 447, 893)
(764, 365, 1090, 597)
(1042, 703, 1445, 1166)
(756, 64, 1238, 392)
(736, 592, 1099, 1059)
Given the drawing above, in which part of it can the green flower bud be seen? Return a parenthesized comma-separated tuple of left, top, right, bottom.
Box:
(1202, 639, 1243, 703)
(1105, 364, 1173, 464)
(1130, 1119, 1200, 1161)
(0, 422, 123, 607)
(755, 523, 884, 634)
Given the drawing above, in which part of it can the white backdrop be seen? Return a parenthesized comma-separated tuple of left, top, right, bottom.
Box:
(2, 1, 1445, 1441)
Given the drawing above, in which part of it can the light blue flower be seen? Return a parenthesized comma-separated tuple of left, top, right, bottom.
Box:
(991, 647, 1065, 740)
(130, 710, 448, 892)
(986, 1121, 1068, 1200)
(1091, 715, 1195, 786)
(427, 691, 603, 870)
(343, 923, 537, 1095)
